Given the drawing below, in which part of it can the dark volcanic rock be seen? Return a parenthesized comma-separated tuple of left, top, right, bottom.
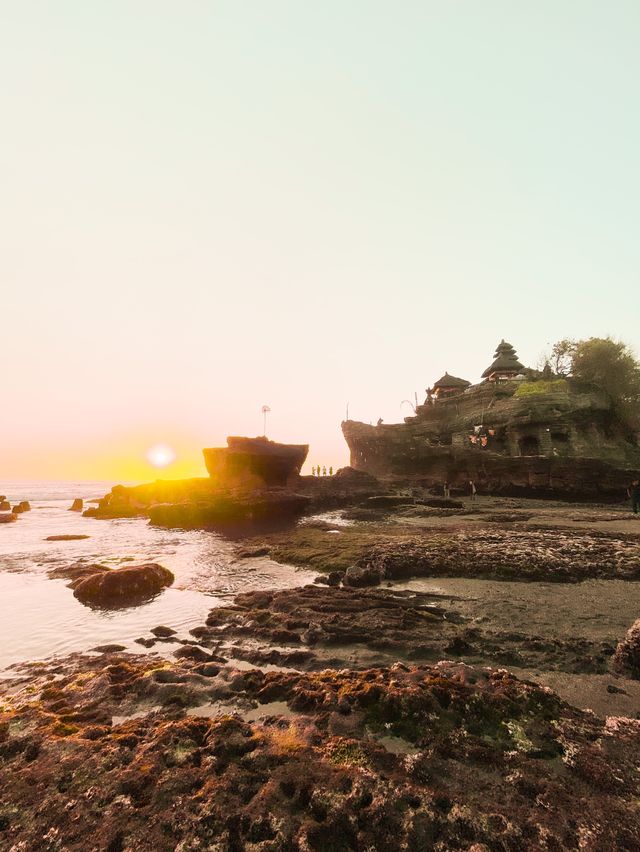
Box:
(198, 584, 617, 676)
(147, 490, 310, 530)
(314, 570, 344, 587)
(360, 528, 640, 583)
(45, 534, 90, 541)
(333, 465, 379, 484)
(90, 644, 127, 653)
(343, 564, 383, 588)
(1, 653, 640, 851)
(204, 586, 446, 651)
(151, 625, 177, 637)
(613, 619, 640, 678)
(71, 563, 174, 607)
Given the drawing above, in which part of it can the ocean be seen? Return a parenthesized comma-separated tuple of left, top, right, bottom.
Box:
(0, 480, 316, 672)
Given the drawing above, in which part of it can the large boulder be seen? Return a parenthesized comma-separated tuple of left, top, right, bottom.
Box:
(0, 512, 17, 523)
(72, 563, 174, 607)
(343, 564, 384, 588)
(0, 500, 10, 511)
(613, 619, 640, 678)
(69, 498, 83, 512)
(333, 466, 378, 485)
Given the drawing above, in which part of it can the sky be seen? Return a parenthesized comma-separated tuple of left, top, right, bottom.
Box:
(1, 1, 639, 481)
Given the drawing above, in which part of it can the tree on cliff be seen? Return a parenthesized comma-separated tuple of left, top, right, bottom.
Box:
(551, 338, 577, 376)
(570, 338, 640, 429)
(538, 338, 576, 377)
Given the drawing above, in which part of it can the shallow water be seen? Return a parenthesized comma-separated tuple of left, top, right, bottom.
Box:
(0, 480, 316, 671)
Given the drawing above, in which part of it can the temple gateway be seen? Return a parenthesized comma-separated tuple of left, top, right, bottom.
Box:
(342, 339, 640, 497)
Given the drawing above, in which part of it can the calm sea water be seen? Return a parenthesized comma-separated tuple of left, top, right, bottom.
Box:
(0, 480, 316, 672)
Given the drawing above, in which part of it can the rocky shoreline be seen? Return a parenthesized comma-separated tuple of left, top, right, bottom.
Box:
(3, 650, 640, 851)
(3, 492, 640, 849)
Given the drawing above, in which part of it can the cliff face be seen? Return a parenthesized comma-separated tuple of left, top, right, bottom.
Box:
(342, 379, 640, 497)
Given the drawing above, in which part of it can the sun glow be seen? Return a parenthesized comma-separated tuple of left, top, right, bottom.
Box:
(146, 443, 176, 468)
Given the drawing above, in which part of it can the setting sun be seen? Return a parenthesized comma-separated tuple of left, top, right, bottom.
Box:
(146, 443, 176, 468)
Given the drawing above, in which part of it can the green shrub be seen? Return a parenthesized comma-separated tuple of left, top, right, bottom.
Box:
(515, 379, 568, 398)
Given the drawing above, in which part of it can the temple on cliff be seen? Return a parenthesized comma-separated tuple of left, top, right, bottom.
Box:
(342, 339, 640, 496)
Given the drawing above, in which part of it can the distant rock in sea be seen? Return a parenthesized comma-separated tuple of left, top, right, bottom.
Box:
(45, 534, 90, 542)
(69, 498, 83, 512)
(0, 512, 17, 523)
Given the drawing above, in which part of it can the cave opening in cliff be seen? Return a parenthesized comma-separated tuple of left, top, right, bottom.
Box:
(518, 435, 540, 456)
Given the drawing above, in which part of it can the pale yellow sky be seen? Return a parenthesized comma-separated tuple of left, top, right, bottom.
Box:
(1, 2, 639, 482)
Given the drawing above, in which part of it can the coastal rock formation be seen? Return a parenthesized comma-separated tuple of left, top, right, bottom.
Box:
(1, 652, 640, 851)
(71, 562, 174, 607)
(0, 512, 17, 523)
(0, 500, 10, 511)
(11, 501, 31, 514)
(69, 498, 83, 511)
(196, 584, 616, 676)
(203, 436, 308, 489)
(148, 490, 310, 530)
(263, 522, 640, 583)
(86, 476, 313, 530)
(613, 619, 640, 679)
(342, 340, 640, 497)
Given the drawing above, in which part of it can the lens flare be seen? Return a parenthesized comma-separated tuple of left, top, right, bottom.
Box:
(146, 443, 176, 468)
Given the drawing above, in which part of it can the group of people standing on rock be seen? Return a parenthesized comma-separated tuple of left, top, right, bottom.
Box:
(311, 466, 333, 477)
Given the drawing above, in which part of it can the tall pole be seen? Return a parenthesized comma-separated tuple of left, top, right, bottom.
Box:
(261, 405, 270, 437)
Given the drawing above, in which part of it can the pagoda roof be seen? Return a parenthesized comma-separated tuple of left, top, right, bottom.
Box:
(481, 339, 524, 378)
(432, 372, 471, 389)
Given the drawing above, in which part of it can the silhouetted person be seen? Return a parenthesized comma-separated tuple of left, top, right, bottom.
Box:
(377, 418, 383, 426)
(628, 478, 640, 514)
(443, 482, 450, 499)
(469, 480, 477, 501)
(329, 466, 333, 476)
(322, 466, 327, 476)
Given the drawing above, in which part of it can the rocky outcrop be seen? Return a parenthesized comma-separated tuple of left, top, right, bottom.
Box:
(71, 563, 174, 607)
(613, 619, 640, 678)
(203, 436, 309, 489)
(342, 378, 640, 498)
(69, 498, 83, 511)
(148, 490, 310, 530)
(11, 501, 31, 514)
(265, 522, 640, 584)
(0, 500, 10, 511)
(2, 652, 640, 851)
(85, 480, 311, 530)
(0, 512, 17, 523)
